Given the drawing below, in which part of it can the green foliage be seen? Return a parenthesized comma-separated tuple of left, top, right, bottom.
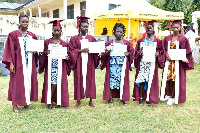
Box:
(187, 0, 200, 31)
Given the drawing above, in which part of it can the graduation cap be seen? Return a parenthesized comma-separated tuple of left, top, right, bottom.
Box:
(49, 19, 64, 28)
(145, 20, 156, 29)
(167, 20, 182, 29)
(76, 16, 90, 29)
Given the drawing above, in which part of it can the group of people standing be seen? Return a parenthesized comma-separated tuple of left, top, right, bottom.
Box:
(2, 13, 194, 114)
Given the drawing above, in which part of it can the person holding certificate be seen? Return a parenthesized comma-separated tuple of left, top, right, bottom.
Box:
(161, 20, 194, 105)
(132, 21, 165, 106)
(2, 13, 38, 113)
(39, 20, 70, 109)
(68, 16, 99, 108)
(101, 23, 134, 105)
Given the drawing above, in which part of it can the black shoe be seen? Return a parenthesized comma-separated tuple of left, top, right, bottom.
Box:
(48, 106, 53, 109)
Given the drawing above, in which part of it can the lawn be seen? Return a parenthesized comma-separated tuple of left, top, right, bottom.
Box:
(0, 60, 199, 132)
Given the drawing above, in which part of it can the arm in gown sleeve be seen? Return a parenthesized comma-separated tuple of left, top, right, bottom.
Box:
(125, 40, 134, 71)
(156, 39, 165, 69)
(65, 42, 71, 76)
(2, 33, 15, 70)
(100, 41, 111, 70)
(32, 34, 38, 68)
(38, 39, 48, 74)
(91, 37, 100, 69)
(68, 36, 80, 70)
(182, 38, 194, 70)
(134, 39, 142, 68)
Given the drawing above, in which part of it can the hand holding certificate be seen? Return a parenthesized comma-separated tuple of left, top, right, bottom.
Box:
(110, 44, 127, 56)
(26, 39, 44, 52)
(50, 47, 67, 59)
(168, 49, 186, 60)
(141, 42, 157, 62)
(88, 41, 105, 53)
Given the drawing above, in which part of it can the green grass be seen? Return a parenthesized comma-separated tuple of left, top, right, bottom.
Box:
(0, 58, 200, 133)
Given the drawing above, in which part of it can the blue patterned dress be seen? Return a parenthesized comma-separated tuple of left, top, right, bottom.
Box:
(135, 39, 154, 90)
(22, 34, 30, 68)
(51, 44, 59, 84)
(110, 42, 125, 89)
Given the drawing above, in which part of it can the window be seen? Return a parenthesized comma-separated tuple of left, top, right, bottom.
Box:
(53, 9, 59, 18)
(109, 4, 121, 10)
(67, 4, 74, 19)
(41, 12, 49, 17)
(80, 1, 86, 17)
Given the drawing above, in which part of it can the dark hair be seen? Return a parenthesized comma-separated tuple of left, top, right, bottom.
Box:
(78, 21, 89, 34)
(52, 25, 62, 38)
(112, 23, 126, 37)
(19, 13, 29, 22)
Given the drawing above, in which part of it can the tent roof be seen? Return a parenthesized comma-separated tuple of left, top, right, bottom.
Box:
(94, 0, 184, 21)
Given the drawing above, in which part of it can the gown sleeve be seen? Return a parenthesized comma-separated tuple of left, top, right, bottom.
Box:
(38, 39, 49, 74)
(2, 33, 15, 70)
(68, 36, 80, 70)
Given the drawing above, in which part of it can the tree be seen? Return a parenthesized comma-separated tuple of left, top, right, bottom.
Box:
(187, 0, 200, 31)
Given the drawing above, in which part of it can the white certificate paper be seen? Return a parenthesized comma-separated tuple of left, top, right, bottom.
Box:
(81, 39, 89, 49)
(88, 41, 105, 53)
(169, 49, 186, 60)
(51, 47, 67, 59)
(110, 44, 127, 56)
(141, 42, 157, 62)
(26, 39, 44, 52)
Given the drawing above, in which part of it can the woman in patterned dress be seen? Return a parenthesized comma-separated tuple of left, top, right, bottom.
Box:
(162, 20, 194, 105)
(2, 13, 38, 113)
(101, 23, 134, 105)
(39, 20, 70, 109)
(133, 21, 165, 105)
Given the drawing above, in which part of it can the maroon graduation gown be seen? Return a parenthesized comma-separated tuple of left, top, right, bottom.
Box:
(38, 39, 70, 107)
(132, 37, 165, 104)
(2, 30, 38, 106)
(162, 35, 194, 104)
(101, 39, 134, 101)
(68, 34, 99, 100)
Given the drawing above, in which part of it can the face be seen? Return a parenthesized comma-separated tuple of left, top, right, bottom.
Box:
(172, 24, 181, 34)
(80, 22, 89, 34)
(146, 25, 154, 35)
(114, 27, 124, 39)
(52, 26, 62, 37)
(19, 17, 29, 30)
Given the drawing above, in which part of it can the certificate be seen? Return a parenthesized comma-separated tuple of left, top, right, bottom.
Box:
(142, 42, 157, 62)
(51, 47, 67, 59)
(26, 39, 44, 52)
(81, 39, 89, 49)
(110, 45, 127, 56)
(88, 41, 105, 53)
(169, 49, 186, 60)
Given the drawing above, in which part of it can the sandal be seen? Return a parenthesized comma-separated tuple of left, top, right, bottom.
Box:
(108, 98, 114, 105)
(89, 101, 95, 108)
(146, 101, 151, 106)
(139, 97, 144, 105)
(47, 104, 53, 109)
(123, 101, 128, 105)
(73, 102, 81, 108)
(13, 107, 21, 113)
(55, 105, 60, 108)
(24, 105, 30, 110)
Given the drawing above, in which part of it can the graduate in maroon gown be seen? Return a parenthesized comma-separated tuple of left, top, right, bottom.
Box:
(39, 20, 70, 109)
(161, 20, 194, 105)
(132, 21, 165, 105)
(101, 23, 134, 105)
(2, 13, 38, 113)
(68, 16, 99, 108)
